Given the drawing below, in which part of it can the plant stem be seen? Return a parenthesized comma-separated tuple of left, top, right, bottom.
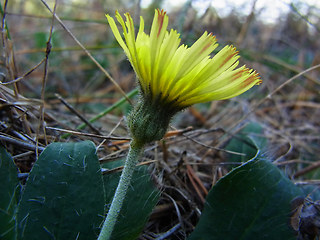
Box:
(98, 140, 144, 240)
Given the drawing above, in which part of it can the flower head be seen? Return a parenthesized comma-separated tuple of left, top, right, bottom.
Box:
(106, 9, 261, 111)
(106, 9, 262, 145)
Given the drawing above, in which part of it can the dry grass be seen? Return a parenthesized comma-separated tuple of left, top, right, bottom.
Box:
(1, 0, 320, 238)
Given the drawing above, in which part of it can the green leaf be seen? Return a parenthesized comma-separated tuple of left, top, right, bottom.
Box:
(17, 141, 105, 240)
(0, 145, 20, 240)
(188, 158, 303, 240)
(225, 122, 267, 162)
(103, 160, 160, 240)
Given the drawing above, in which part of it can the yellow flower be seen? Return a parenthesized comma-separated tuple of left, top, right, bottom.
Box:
(106, 9, 262, 145)
(106, 9, 261, 111)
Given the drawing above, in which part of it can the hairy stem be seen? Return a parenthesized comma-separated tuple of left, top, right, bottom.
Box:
(98, 140, 144, 240)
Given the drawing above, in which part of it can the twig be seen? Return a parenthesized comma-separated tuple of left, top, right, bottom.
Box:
(55, 93, 100, 135)
(107, 140, 130, 147)
(45, 126, 130, 140)
(172, 127, 246, 156)
(5, 11, 107, 24)
(0, 134, 45, 151)
(184, 135, 246, 156)
(163, 192, 185, 234)
(18, 173, 29, 179)
(295, 180, 320, 186)
(0, 58, 46, 85)
(266, 64, 320, 99)
(99, 117, 125, 150)
(294, 161, 320, 178)
(13, 151, 34, 159)
(36, 0, 57, 156)
(106, 117, 124, 138)
(165, 126, 193, 138)
(99, 154, 127, 163)
(154, 223, 181, 240)
(187, 164, 208, 196)
(101, 160, 157, 174)
(186, 165, 206, 203)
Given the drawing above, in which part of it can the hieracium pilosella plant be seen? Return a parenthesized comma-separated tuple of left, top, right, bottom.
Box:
(98, 9, 262, 240)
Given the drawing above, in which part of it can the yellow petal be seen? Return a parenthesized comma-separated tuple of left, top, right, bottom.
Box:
(106, 13, 130, 56)
(149, 9, 169, 97)
(179, 68, 261, 106)
(176, 32, 218, 80)
(155, 30, 181, 94)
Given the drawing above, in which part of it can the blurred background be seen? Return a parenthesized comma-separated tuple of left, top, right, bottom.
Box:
(3, 0, 319, 99)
